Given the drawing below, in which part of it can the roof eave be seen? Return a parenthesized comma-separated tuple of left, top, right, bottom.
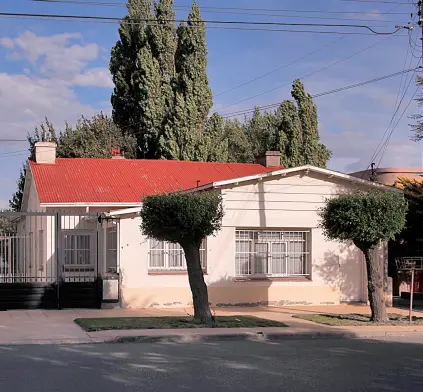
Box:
(185, 165, 401, 193)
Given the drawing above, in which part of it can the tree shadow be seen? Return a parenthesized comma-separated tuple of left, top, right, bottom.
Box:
(314, 244, 365, 303)
(2, 338, 423, 391)
(208, 276, 272, 308)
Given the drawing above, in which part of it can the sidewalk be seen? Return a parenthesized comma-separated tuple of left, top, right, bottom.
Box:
(0, 305, 422, 345)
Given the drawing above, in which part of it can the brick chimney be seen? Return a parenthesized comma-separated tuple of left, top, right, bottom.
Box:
(258, 151, 281, 168)
(34, 141, 57, 164)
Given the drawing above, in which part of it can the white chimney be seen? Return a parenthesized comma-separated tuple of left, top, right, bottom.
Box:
(34, 142, 57, 164)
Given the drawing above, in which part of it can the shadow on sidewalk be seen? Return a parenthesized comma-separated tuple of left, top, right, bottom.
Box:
(393, 297, 423, 313)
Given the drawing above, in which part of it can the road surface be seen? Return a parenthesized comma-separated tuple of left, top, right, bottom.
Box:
(0, 338, 422, 391)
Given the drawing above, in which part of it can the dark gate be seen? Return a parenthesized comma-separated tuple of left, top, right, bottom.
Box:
(0, 211, 104, 310)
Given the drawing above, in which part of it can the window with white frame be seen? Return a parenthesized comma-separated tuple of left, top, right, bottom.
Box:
(235, 230, 310, 278)
(106, 227, 118, 274)
(38, 230, 44, 272)
(148, 239, 207, 271)
(64, 234, 92, 265)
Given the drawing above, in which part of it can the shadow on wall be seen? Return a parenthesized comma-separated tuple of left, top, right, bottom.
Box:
(314, 244, 364, 303)
(207, 276, 272, 308)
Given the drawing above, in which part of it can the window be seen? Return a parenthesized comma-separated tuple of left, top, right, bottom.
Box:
(148, 239, 207, 272)
(106, 227, 118, 274)
(38, 230, 44, 272)
(235, 230, 310, 278)
(64, 234, 92, 265)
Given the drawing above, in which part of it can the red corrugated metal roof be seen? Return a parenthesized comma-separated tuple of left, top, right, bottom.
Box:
(29, 158, 280, 204)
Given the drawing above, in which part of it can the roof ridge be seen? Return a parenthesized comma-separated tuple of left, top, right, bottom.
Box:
(53, 157, 267, 166)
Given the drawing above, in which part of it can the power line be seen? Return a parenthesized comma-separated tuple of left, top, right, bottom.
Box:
(214, 34, 398, 114)
(0, 14, 405, 35)
(341, 0, 410, 3)
(0, 149, 29, 156)
(0, 153, 29, 159)
(215, 36, 345, 98)
(30, 1, 412, 15)
(1, 69, 416, 147)
(0, 11, 402, 34)
(375, 59, 419, 165)
(219, 67, 420, 118)
(0, 139, 28, 142)
(215, 2, 404, 99)
(0, 16, 401, 35)
(29, 0, 409, 23)
(363, 43, 416, 172)
(376, 86, 419, 167)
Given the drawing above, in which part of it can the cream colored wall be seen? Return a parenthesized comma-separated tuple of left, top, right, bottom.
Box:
(120, 171, 371, 309)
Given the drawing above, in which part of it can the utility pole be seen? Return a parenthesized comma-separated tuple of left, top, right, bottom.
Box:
(370, 162, 376, 182)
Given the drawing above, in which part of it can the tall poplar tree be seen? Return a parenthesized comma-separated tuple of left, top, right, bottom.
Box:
(161, 1, 213, 160)
(291, 79, 330, 166)
(110, 0, 164, 158)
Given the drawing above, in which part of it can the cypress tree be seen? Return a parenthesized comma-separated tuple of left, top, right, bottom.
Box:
(275, 101, 303, 167)
(161, 1, 213, 160)
(200, 113, 229, 162)
(110, 0, 161, 158)
(291, 79, 330, 166)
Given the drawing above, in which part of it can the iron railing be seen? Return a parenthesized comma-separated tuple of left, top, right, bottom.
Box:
(235, 229, 311, 278)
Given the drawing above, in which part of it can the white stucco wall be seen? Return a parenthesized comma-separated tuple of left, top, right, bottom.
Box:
(119, 171, 372, 309)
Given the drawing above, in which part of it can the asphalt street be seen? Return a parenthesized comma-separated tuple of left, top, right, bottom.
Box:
(0, 338, 422, 391)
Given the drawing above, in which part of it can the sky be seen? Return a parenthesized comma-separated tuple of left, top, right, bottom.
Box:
(0, 0, 422, 208)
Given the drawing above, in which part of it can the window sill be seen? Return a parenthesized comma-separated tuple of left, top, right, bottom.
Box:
(233, 276, 311, 283)
(148, 271, 208, 276)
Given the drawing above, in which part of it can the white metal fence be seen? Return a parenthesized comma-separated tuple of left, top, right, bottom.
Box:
(235, 229, 311, 278)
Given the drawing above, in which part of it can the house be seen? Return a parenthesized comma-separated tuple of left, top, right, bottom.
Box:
(351, 167, 423, 185)
(6, 141, 395, 309)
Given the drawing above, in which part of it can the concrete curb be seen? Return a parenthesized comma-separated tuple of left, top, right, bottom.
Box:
(113, 331, 357, 344)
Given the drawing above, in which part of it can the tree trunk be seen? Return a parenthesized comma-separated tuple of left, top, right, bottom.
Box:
(364, 249, 388, 322)
(181, 242, 213, 325)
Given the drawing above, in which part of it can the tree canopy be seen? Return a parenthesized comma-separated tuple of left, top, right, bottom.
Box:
(110, 0, 212, 160)
(320, 190, 407, 251)
(140, 191, 223, 324)
(319, 190, 407, 322)
(110, 1, 330, 166)
(140, 192, 223, 247)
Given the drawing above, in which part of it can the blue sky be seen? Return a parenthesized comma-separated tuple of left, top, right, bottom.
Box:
(0, 0, 421, 208)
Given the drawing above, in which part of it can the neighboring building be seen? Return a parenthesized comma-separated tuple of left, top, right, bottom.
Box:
(350, 168, 423, 185)
(11, 142, 395, 309)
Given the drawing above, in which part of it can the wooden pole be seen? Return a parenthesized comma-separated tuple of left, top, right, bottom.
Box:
(410, 268, 415, 323)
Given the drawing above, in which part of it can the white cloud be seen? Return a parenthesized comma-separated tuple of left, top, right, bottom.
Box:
(0, 73, 98, 139)
(72, 67, 113, 87)
(0, 31, 111, 87)
(0, 37, 14, 49)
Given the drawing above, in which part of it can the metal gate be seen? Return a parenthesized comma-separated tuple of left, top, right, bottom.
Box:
(0, 211, 114, 310)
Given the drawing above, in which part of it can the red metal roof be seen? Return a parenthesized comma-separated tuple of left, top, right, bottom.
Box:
(29, 158, 279, 204)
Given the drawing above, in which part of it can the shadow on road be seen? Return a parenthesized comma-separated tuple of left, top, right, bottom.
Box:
(1, 337, 423, 391)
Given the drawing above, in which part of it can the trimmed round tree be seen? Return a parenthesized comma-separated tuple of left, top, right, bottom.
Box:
(319, 190, 407, 322)
(140, 191, 224, 324)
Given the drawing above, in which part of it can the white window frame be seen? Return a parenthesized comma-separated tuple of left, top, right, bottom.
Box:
(235, 229, 311, 278)
(38, 230, 44, 272)
(63, 231, 94, 267)
(148, 239, 207, 272)
(106, 226, 118, 275)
